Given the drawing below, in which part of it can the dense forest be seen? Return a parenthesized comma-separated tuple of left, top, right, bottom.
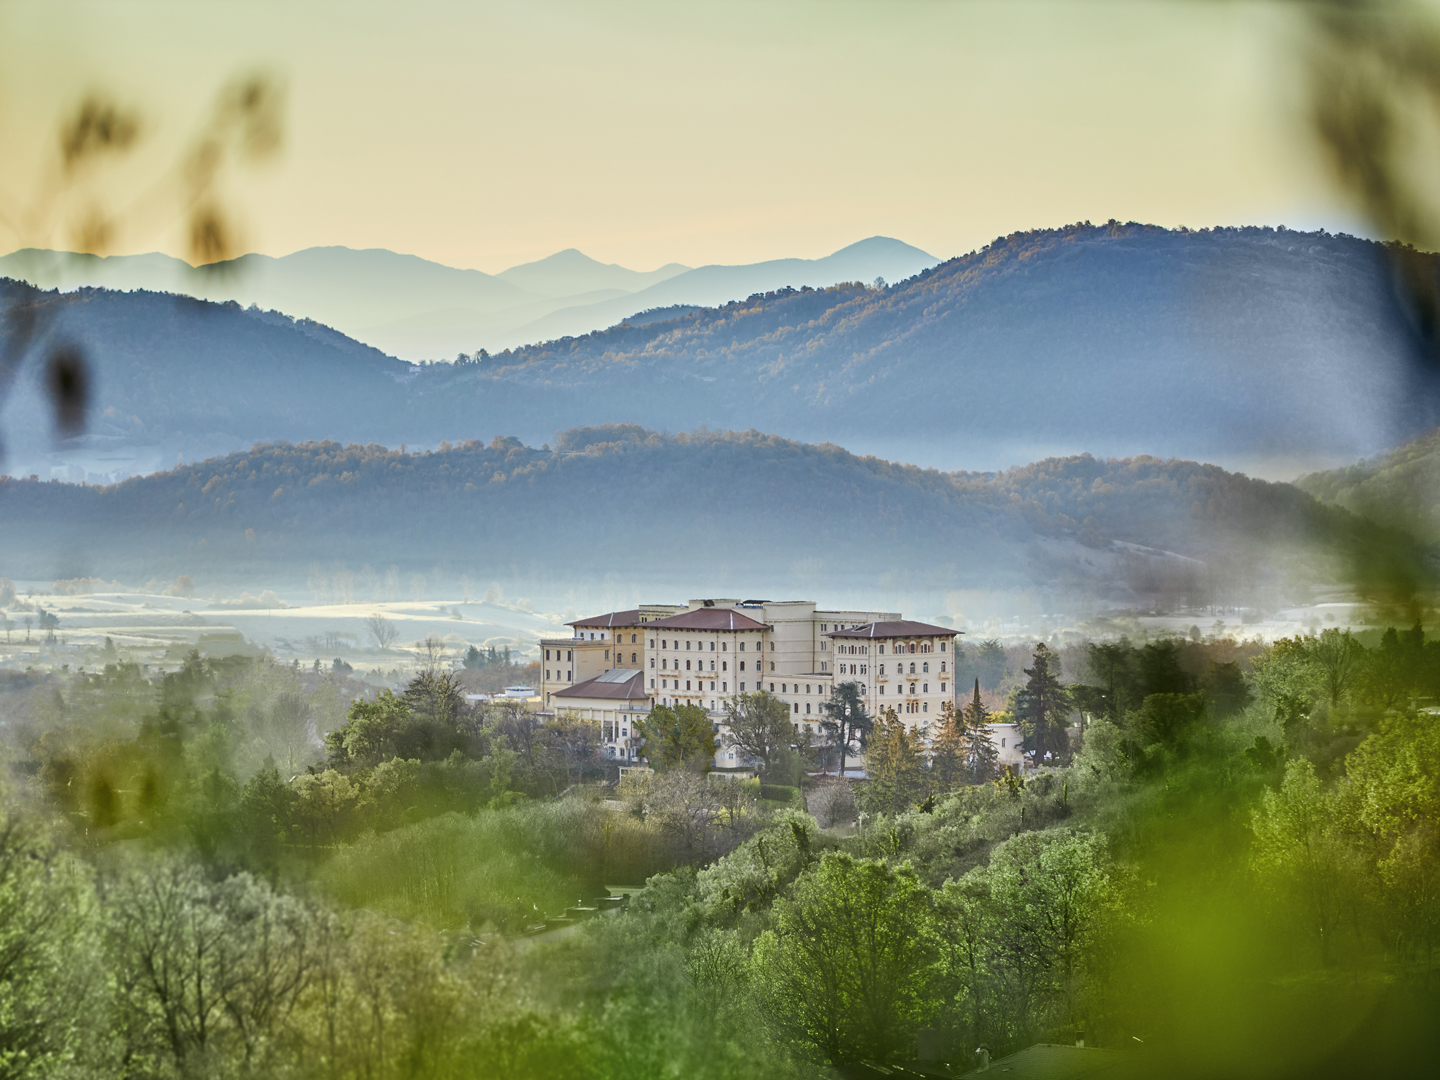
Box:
(2, 618, 1437, 1078)
(4, 223, 1438, 479)
(0, 425, 1427, 605)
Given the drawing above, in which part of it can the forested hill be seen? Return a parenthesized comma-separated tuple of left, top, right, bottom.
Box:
(1297, 425, 1440, 540)
(3, 222, 1438, 482)
(0, 426, 1423, 604)
(0, 280, 413, 468)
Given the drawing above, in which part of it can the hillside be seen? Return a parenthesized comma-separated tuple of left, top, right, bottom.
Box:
(0, 426, 1423, 609)
(2, 222, 1437, 484)
(1297, 426, 1440, 540)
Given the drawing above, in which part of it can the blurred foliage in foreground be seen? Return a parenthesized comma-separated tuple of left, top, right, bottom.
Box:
(2, 622, 1440, 1078)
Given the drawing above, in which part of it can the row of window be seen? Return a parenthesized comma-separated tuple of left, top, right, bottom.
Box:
(543, 669, 573, 682)
(544, 649, 574, 662)
(655, 636, 767, 652)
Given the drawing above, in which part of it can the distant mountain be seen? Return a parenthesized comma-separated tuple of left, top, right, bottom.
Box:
(1297, 426, 1440, 540)
(495, 248, 689, 298)
(0, 236, 938, 359)
(1, 427, 1419, 610)
(2, 222, 1437, 484)
(503, 236, 939, 343)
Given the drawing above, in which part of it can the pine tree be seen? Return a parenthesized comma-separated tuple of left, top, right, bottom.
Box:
(960, 677, 999, 782)
(863, 706, 925, 816)
(931, 700, 966, 790)
(1015, 644, 1071, 767)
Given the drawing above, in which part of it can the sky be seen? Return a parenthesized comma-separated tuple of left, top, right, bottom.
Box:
(0, 0, 1369, 273)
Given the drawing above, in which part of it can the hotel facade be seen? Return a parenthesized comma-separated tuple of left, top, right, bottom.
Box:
(537, 598, 960, 768)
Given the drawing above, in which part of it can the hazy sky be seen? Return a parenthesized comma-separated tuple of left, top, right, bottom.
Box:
(0, 0, 1360, 272)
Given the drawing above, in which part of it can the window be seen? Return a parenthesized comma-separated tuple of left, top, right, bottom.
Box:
(687, 640, 692, 650)
(686, 681, 691, 690)
(567, 650, 572, 661)
(941, 642, 947, 652)
(740, 682, 746, 691)
(709, 660, 715, 671)
(770, 662, 775, 672)
(662, 659, 668, 670)
(710, 641, 715, 651)
(879, 664, 885, 675)
(821, 662, 827, 672)
(567, 670, 571, 680)
(923, 662, 929, 673)
(1001, 737, 1007, 748)
(604, 650, 610, 660)
(769, 683, 775, 692)
(923, 683, 929, 693)
(650, 658, 655, 668)
(805, 684, 811, 694)
(740, 661, 745, 671)
(722, 661, 727, 671)
(805, 702, 811, 714)
(722, 642, 727, 651)
(739, 642, 745, 652)
(911, 684, 917, 694)
(770, 642, 775, 651)
(880, 685, 885, 694)
(941, 682, 947, 693)
(686, 660, 691, 671)
(662, 639, 667, 649)
(793, 703, 799, 713)
(709, 681, 715, 691)
(545, 649, 551, 661)
(879, 645, 885, 654)
(909, 663, 915, 674)
(940, 661, 946, 673)
(722, 682, 727, 691)
(632, 633, 637, 643)
(545, 670, 550, 680)
(631, 652, 637, 663)
(649, 639, 654, 648)
(782, 684, 788, 693)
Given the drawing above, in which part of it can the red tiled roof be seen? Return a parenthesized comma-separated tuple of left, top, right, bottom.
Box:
(647, 608, 770, 631)
(554, 669, 649, 701)
(568, 609, 644, 628)
(827, 620, 959, 639)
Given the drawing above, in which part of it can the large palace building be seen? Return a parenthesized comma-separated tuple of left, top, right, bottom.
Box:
(537, 598, 959, 768)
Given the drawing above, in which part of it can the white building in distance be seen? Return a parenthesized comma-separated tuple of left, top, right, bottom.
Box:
(539, 597, 960, 768)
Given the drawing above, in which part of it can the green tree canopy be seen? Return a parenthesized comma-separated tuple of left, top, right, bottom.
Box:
(636, 703, 717, 773)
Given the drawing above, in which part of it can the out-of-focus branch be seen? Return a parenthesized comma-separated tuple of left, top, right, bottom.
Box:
(0, 71, 285, 458)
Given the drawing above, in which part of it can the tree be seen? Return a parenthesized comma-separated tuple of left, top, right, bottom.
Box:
(635, 703, 716, 773)
(820, 681, 872, 777)
(722, 691, 794, 776)
(366, 612, 399, 651)
(1014, 643, 1071, 767)
(752, 853, 940, 1065)
(862, 707, 926, 816)
(1310, 627, 1361, 708)
(961, 677, 999, 782)
(36, 607, 59, 643)
(106, 859, 319, 1074)
(976, 639, 1007, 691)
(325, 690, 412, 766)
(22, 615, 32, 642)
(930, 700, 967, 790)
(1251, 759, 1355, 964)
(0, 813, 107, 1076)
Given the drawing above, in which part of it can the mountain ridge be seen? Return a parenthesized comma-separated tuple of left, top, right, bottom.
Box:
(2, 222, 1436, 486)
(0, 425, 1418, 613)
(0, 236, 934, 358)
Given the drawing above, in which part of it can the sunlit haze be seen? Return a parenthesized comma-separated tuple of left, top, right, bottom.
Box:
(1, 0, 1353, 271)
